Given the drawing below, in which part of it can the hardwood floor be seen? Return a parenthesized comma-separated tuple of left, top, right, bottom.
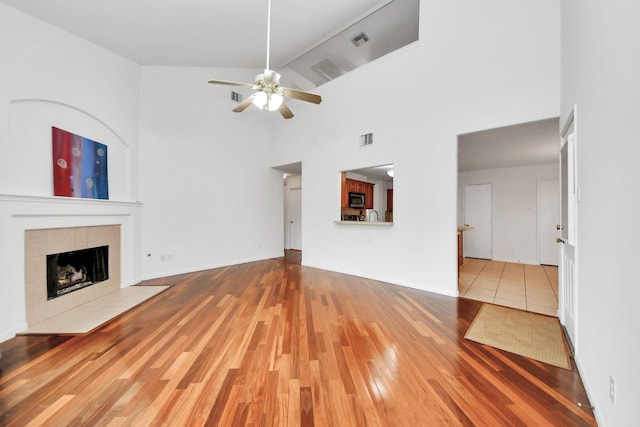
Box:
(0, 259, 596, 426)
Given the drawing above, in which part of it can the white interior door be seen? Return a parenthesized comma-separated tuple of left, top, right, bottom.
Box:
(559, 108, 578, 350)
(464, 184, 492, 259)
(538, 179, 559, 266)
(288, 187, 302, 250)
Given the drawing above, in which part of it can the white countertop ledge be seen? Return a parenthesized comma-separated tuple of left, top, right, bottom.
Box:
(334, 221, 394, 226)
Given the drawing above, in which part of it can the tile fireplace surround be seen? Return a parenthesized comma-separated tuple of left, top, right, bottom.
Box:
(24, 225, 121, 326)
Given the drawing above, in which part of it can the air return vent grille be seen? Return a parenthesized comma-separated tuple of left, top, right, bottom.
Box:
(311, 59, 345, 82)
(231, 91, 242, 103)
(351, 32, 369, 47)
(360, 133, 373, 146)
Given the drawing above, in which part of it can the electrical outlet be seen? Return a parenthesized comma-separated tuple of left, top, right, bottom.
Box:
(609, 375, 615, 404)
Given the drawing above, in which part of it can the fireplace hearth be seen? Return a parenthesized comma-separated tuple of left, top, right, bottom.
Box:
(46, 245, 109, 299)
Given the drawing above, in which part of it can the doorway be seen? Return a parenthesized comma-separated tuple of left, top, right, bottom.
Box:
(457, 118, 561, 313)
(275, 162, 303, 263)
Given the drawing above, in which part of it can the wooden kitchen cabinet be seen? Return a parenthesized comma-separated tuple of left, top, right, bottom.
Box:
(341, 174, 375, 209)
(364, 183, 373, 209)
(341, 173, 348, 208)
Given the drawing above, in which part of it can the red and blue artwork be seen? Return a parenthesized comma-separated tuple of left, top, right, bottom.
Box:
(52, 127, 109, 199)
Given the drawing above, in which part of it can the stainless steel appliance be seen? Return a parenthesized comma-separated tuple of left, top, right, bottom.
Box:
(348, 192, 365, 208)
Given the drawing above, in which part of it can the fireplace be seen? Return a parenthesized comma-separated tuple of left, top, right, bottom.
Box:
(24, 225, 121, 327)
(46, 245, 109, 299)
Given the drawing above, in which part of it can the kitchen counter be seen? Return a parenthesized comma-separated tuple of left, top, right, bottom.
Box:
(457, 226, 474, 274)
(335, 220, 393, 226)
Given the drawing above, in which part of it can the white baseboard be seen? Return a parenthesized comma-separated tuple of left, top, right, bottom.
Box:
(1, 321, 29, 343)
(138, 253, 284, 282)
(490, 257, 543, 266)
(302, 261, 459, 298)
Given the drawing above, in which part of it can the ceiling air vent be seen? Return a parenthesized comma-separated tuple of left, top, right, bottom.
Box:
(231, 91, 242, 103)
(311, 59, 345, 82)
(351, 32, 369, 47)
(360, 133, 373, 146)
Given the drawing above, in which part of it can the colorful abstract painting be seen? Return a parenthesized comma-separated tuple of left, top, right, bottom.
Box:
(52, 127, 109, 199)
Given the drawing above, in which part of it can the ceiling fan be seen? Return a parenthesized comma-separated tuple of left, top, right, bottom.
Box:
(208, 0, 322, 119)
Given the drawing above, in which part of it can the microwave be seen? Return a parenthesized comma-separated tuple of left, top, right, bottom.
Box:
(349, 192, 365, 208)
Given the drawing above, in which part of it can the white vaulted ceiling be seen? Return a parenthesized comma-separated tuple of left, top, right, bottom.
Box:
(458, 118, 560, 172)
(1, 0, 555, 165)
(0, 0, 404, 70)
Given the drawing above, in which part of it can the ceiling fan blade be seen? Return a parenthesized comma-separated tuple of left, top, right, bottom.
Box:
(282, 87, 322, 105)
(208, 79, 254, 89)
(232, 94, 256, 113)
(279, 103, 294, 119)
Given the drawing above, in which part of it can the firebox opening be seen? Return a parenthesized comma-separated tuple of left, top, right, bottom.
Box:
(46, 245, 109, 300)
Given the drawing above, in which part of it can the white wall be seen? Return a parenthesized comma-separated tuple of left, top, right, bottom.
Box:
(0, 4, 141, 340)
(270, 0, 561, 296)
(0, 4, 140, 198)
(459, 164, 558, 264)
(137, 67, 284, 279)
(561, 1, 640, 425)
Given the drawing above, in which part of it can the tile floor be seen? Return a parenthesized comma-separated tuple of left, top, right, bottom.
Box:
(23, 286, 169, 334)
(459, 258, 559, 316)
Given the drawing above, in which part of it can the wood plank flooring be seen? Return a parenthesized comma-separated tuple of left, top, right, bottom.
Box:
(0, 258, 596, 426)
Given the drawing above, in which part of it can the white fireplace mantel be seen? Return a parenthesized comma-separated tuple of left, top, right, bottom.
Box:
(0, 194, 142, 341)
(1, 193, 141, 208)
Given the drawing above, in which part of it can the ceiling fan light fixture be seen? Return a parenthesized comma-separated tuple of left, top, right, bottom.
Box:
(252, 91, 283, 111)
